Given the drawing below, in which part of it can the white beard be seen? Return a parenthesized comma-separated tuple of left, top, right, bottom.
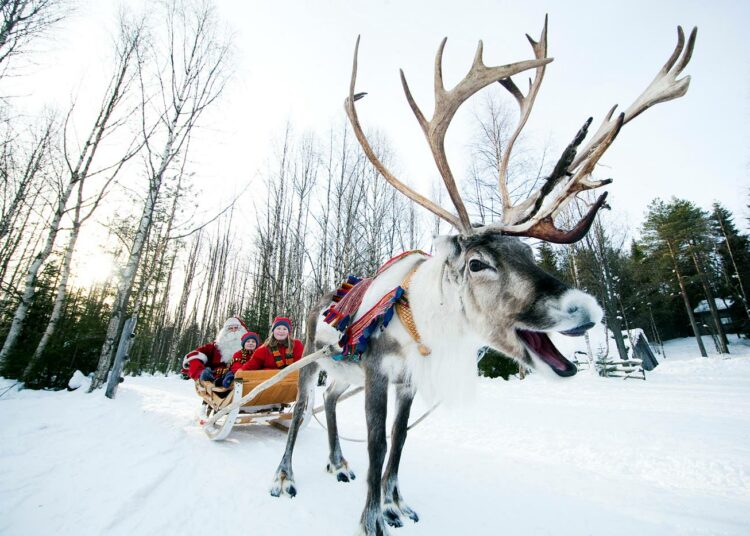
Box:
(215, 328, 242, 364)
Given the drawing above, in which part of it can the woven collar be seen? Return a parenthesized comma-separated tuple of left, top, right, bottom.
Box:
(396, 261, 431, 356)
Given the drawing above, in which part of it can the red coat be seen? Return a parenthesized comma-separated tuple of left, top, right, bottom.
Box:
(240, 339, 304, 370)
(229, 349, 255, 373)
(183, 341, 234, 380)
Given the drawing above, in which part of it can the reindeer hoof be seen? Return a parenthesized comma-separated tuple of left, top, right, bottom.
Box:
(270, 470, 297, 498)
(383, 500, 419, 526)
(383, 508, 403, 528)
(327, 461, 356, 483)
(401, 505, 419, 523)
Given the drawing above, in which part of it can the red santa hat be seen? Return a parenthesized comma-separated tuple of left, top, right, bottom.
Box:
(272, 316, 292, 332)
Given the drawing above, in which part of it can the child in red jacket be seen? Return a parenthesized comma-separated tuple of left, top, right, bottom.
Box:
(218, 331, 260, 388)
(240, 316, 304, 371)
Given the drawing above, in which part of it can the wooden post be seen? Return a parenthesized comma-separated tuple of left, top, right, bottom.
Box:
(105, 316, 138, 399)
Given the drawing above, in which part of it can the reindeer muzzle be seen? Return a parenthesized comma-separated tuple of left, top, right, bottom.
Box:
(516, 329, 577, 377)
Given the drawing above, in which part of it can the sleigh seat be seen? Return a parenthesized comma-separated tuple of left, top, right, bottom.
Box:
(195, 369, 303, 440)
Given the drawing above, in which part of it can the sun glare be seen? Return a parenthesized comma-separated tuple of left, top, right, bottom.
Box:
(72, 252, 115, 289)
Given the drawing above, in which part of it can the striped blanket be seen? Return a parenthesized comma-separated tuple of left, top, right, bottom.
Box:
(322, 250, 429, 360)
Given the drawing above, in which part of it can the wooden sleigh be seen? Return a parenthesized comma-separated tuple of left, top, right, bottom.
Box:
(195, 369, 303, 440)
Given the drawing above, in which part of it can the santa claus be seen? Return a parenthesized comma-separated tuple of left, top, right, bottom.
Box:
(183, 316, 246, 382)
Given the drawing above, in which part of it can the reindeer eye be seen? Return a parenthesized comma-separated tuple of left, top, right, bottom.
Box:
(469, 259, 491, 272)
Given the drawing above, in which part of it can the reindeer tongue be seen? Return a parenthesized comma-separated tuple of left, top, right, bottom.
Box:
(517, 330, 577, 377)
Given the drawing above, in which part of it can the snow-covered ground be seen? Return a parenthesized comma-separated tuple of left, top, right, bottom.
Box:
(1, 335, 749, 536)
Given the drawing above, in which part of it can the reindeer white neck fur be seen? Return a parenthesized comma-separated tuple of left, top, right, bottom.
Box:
(347, 245, 485, 405)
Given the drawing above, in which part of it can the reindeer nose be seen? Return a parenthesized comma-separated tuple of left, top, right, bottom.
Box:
(567, 305, 579, 314)
(560, 322, 595, 337)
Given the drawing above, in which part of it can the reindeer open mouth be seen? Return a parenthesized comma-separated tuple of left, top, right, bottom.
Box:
(516, 323, 593, 377)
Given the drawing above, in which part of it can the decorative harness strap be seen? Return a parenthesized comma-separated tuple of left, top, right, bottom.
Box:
(395, 262, 431, 356)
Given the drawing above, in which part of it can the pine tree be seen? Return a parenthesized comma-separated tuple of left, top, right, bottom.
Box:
(642, 198, 729, 355)
(710, 202, 750, 332)
(536, 242, 563, 280)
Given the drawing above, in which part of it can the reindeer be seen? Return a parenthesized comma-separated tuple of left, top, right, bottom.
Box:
(269, 18, 696, 536)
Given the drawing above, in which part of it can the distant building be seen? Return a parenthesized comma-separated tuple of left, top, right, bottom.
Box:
(692, 298, 738, 334)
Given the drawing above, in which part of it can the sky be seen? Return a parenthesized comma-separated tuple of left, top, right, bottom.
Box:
(5, 0, 750, 283)
(210, 0, 750, 233)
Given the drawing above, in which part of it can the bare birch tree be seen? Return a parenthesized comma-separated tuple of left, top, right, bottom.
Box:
(0, 115, 54, 242)
(0, 14, 144, 369)
(464, 94, 548, 223)
(0, 115, 57, 313)
(0, 0, 68, 78)
(23, 16, 146, 376)
(90, 0, 230, 391)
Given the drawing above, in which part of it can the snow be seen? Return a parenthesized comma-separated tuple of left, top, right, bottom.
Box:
(694, 298, 734, 313)
(66, 370, 90, 391)
(551, 323, 652, 361)
(2, 336, 750, 535)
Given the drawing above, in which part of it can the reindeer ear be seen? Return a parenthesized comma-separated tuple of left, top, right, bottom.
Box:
(434, 234, 464, 266)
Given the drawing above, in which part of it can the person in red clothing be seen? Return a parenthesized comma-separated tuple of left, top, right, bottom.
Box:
(230, 331, 260, 372)
(218, 331, 261, 388)
(240, 316, 304, 370)
(182, 316, 245, 384)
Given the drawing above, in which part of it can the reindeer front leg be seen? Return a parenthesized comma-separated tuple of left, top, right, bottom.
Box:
(324, 379, 356, 482)
(270, 362, 319, 498)
(382, 382, 419, 527)
(358, 365, 390, 536)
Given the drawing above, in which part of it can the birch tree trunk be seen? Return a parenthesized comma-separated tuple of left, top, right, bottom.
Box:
(0, 118, 55, 242)
(89, 0, 229, 391)
(0, 15, 144, 369)
(580, 219, 629, 360)
(0, 165, 71, 365)
(23, 180, 83, 377)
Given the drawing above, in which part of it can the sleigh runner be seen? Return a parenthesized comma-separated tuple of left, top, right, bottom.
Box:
(195, 369, 302, 440)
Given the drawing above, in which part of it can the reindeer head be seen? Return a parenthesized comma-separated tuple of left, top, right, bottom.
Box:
(434, 230, 601, 376)
(345, 18, 695, 375)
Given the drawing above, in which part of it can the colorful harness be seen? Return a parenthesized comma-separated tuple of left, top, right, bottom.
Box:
(323, 250, 430, 361)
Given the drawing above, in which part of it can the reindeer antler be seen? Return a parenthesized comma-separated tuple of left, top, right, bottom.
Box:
(345, 37, 462, 230)
(491, 25, 697, 243)
(346, 35, 551, 235)
(496, 15, 550, 216)
(346, 21, 697, 243)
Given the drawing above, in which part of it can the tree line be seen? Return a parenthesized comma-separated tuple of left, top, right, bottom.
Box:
(0, 1, 747, 390)
(547, 199, 749, 361)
